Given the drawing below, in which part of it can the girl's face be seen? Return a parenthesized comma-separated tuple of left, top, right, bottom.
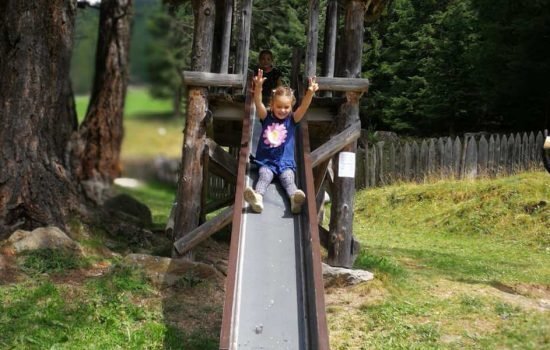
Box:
(270, 96, 293, 120)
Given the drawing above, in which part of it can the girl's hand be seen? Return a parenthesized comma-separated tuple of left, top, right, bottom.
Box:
(308, 76, 319, 94)
(253, 69, 266, 93)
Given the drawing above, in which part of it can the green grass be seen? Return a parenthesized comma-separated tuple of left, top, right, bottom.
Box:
(75, 87, 173, 121)
(327, 172, 550, 349)
(18, 249, 87, 275)
(114, 181, 176, 226)
(0, 264, 218, 350)
(76, 87, 183, 159)
(2, 171, 548, 349)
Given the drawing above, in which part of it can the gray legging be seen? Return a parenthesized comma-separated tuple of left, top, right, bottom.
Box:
(255, 166, 298, 197)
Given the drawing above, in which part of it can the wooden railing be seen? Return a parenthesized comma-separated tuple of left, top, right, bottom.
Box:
(355, 130, 548, 188)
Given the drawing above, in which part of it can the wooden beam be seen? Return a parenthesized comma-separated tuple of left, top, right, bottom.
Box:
(182, 71, 244, 88)
(173, 205, 233, 255)
(206, 137, 238, 182)
(316, 77, 369, 92)
(311, 121, 361, 168)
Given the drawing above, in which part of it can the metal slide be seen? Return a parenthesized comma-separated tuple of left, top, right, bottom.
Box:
(220, 85, 329, 350)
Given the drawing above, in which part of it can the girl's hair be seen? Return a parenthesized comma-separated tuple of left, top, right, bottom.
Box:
(271, 86, 296, 106)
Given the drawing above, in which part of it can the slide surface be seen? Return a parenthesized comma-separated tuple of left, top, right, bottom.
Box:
(229, 113, 309, 349)
(220, 88, 328, 350)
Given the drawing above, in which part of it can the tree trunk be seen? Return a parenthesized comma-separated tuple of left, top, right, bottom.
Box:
(0, 0, 80, 238)
(74, 0, 132, 197)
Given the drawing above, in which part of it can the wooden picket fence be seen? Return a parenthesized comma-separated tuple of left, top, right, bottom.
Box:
(148, 130, 547, 198)
(355, 130, 548, 189)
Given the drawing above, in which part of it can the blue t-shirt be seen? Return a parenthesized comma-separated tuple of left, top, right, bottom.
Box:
(254, 111, 298, 175)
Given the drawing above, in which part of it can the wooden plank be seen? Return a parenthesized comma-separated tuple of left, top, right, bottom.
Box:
(522, 132, 529, 169)
(535, 131, 550, 163)
(464, 136, 478, 179)
(453, 137, 462, 178)
(437, 138, 445, 178)
(364, 143, 370, 187)
(205, 137, 238, 182)
(428, 138, 436, 175)
(389, 142, 396, 184)
(528, 132, 535, 167)
(493, 134, 501, 176)
(488, 135, 495, 177)
(182, 71, 244, 88)
(355, 147, 365, 189)
(411, 141, 420, 182)
(508, 134, 516, 172)
(311, 121, 361, 167)
(517, 133, 524, 170)
(174, 206, 233, 255)
(500, 134, 508, 175)
(376, 141, 384, 186)
(200, 145, 210, 224)
(369, 144, 376, 186)
(444, 137, 453, 177)
(478, 135, 488, 175)
(419, 140, 428, 179)
(404, 142, 412, 181)
(316, 77, 369, 92)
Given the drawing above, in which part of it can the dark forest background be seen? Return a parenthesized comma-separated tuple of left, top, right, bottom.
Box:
(71, 0, 550, 136)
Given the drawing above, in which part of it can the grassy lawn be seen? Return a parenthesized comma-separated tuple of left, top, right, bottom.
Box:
(1, 171, 548, 349)
(76, 87, 184, 159)
(328, 172, 549, 349)
(3, 89, 549, 348)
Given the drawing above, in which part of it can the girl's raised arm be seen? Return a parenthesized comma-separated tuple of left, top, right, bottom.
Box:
(253, 69, 268, 120)
(294, 76, 319, 122)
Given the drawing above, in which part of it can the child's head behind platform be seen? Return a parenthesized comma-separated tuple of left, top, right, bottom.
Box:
(270, 86, 296, 120)
(259, 49, 274, 70)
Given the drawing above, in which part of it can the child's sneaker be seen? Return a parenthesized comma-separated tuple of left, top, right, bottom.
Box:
(290, 190, 306, 214)
(244, 187, 263, 213)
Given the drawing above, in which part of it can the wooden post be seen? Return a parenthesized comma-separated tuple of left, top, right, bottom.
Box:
(219, 0, 233, 74)
(235, 0, 252, 76)
(327, 0, 365, 268)
(305, 0, 320, 78)
(173, 0, 216, 258)
(322, 0, 338, 97)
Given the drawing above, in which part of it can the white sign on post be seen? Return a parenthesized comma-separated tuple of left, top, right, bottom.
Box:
(338, 152, 355, 178)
